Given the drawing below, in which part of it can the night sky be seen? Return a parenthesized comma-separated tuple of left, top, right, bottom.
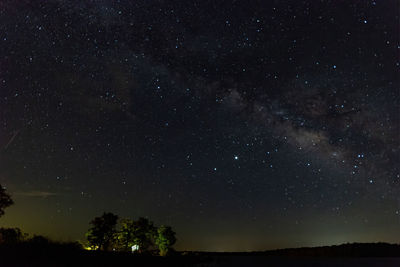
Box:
(0, 0, 399, 251)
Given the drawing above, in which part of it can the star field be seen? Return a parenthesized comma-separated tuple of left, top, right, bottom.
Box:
(0, 0, 399, 251)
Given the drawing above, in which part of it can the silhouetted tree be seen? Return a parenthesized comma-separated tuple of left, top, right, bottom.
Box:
(0, 227, 27, 244)
(116, 218, 136, 252)
(116, 217, 156, 253)
(132, 217, 156, 253)
(154, 225, 176, 256)
(0, 185, 13, 218)
(86, 212, 118, 251)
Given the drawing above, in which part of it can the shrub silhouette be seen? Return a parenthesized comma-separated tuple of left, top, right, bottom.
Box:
(0, 227, 27, 244)
(28, 235, 51, 245)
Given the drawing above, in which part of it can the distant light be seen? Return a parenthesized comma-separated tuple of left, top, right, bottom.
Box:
(234, 155, 239, 160)
(84, 245, 98, 250)
(131, 245, 139, 252)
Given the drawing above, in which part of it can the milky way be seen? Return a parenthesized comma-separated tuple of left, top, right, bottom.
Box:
(0, 0, 399, 251)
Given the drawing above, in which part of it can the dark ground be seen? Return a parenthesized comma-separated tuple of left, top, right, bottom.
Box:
(1, 254, 400, 267)
(0, 243, 399, 266)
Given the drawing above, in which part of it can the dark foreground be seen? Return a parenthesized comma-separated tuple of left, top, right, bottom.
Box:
(3, 256, 400, 267)
(1, 243, 399, 267)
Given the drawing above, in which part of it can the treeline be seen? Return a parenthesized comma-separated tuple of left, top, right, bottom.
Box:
(86, 212, 176, 256)
(261, 243, 400, 257)
(0, 186, 177, 256)
(0, 227, 82, 251)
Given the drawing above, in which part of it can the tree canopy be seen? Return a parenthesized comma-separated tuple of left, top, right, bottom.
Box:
(0, 227, 27, 244)
(0, 185, 13, 218)
(86, 213, 176, 255)
(154, 225, 176, 256)
(116, 218, 136, 252)
(116, 217, 156, 252)
(86, 212, 118, 251)
(131, 217, 156, 252)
